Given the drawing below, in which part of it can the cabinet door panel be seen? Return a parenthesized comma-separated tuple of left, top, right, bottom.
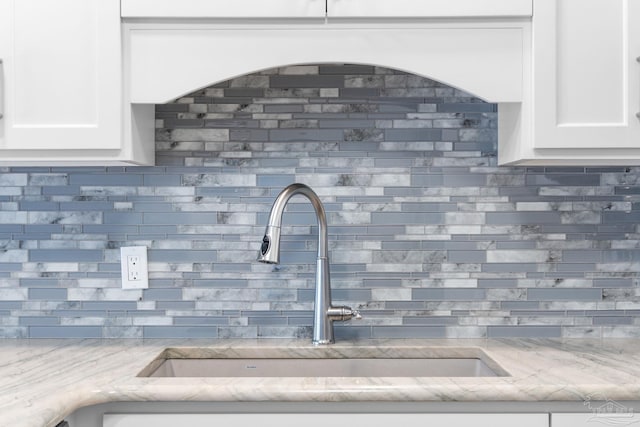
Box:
(104, 413, 548, 427)
(0, 0, 8, 149)
(534, 0, 640, 149)
(556, 0, 624, 124)
(327, 0, 533, 18)
(121, 0, 326, 18)
(2, 0, 121, 151)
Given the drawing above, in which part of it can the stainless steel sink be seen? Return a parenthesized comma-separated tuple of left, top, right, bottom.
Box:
(138, 347, 509, 378)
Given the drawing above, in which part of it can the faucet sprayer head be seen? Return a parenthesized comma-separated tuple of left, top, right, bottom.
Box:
(257, 225, 281, 264)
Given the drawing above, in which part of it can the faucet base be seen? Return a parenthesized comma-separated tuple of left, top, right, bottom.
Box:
(312, 338, 334, 346)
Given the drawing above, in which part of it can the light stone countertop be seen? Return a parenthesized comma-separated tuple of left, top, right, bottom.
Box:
(2, 338, 640, 427)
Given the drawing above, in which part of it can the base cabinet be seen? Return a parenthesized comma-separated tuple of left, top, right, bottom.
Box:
(552, 412, 640, 427)
(103, 413, 548, 427)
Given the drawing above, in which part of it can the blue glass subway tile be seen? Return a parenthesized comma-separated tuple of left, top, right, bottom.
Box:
(143, 326, 218, 338)
(29, 326, 102, 338)
(19, 316, 60, 326)
(413, 289, 486, 300)
(0, 301, 24, 309)
(19, 202, 59, 211)
(143, 289, 183, 300)
(403, 316, 459, 325)
(371, 212, 443, 225)
(603, 250, 640, 263)
(383, 301, 425, 310)
(603, 211, 640, 223)
(0, 263, 22, 272)
(487, 326, 561, 338)
(593, 317, 633, 325)
(486, 212, 563, 225)
(103, 212, 144, 225)
(58, 201, 113, 210)
(143, 212, 217, 225)
(84, 225, 140, 234)
(270, 75, 344, 88)
(28, 288, 68, 300)
(69, 174, 143, 186)
(593, 279, 634, 288)
(248, 317, 288, 326)
(54, 310, 107, 317)
(478, 279, 518, 288)
(448, 251, 486, 263)
(157, 301, 196, 310)
(82, 302, 137, 310)
(30, 250, 102, 262)
(42, 186, 81, 195)
(334, 326, 372, 340)
(372, 326, 446, 338)
(20, 279, 66, 288)
(174, 317, 229, 325)
(288, 316, 314, 326)
(563, 251, 603, 263)
(126, 311, 167, 317)
(500, 301, 540, 310)
(148, 250, 216, 263)
(192, 279, 248, 288)
(527, 289, 602, 301)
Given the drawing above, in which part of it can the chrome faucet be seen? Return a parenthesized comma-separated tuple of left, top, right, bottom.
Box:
(258, 183, 361, 345)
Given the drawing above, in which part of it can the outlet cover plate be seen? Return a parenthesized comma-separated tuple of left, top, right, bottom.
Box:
(120, 246, 149, 290)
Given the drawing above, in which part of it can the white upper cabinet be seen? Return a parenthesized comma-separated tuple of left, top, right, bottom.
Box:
(121, 0, 326, 18)
(121, 0, 532, 19)
(535, 0, 640, 150)
(120, 0, 639, 166)
(327, 0, 533, 18)
(500, 0, 640, 165)
(0, 2, 8, 152)
(0, 0, 153, 165)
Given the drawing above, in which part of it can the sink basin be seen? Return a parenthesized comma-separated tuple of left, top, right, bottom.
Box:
(138, 347, 509, 378)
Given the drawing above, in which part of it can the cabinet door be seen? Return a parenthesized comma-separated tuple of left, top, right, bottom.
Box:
(533, 0, 640, 150)
(553, 412, 640, 427)
(104, 413, 548, 427)
(326, 0, 533, 18)
(1, 0, 121, 153)
(0, 1, 8, 150)
(121, 0, 326, 18)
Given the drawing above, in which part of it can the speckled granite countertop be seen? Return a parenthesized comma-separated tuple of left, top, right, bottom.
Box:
(3, 338, 640, 427)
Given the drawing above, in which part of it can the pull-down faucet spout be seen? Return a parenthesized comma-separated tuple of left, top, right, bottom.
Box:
(258, 183, 361, 345)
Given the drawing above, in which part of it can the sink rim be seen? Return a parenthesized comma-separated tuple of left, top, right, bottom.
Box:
(137, 346, 511, 378)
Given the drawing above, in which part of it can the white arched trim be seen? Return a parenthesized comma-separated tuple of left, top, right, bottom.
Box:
(127, 24, 525, 103)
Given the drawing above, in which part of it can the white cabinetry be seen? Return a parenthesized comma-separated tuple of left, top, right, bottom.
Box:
(552, 412, 640, 427)
(104, 413, 548, 427)
(500, 0, 640, 165)
(121, 0, 532, 19)
(0, 0, 153, 165)
(326, 0, 533, 18)
(121, 0, 326, 18)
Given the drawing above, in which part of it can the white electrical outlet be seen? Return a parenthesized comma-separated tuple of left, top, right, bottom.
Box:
(120, 246, 149, 289)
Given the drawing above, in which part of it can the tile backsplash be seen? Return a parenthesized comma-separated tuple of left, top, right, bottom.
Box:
(1, 64, 640, 339)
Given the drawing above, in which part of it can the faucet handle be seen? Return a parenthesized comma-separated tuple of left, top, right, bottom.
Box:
(328, 306, 362, 321)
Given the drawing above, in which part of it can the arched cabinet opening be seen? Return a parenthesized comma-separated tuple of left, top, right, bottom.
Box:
(153, 63, 498, 168)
